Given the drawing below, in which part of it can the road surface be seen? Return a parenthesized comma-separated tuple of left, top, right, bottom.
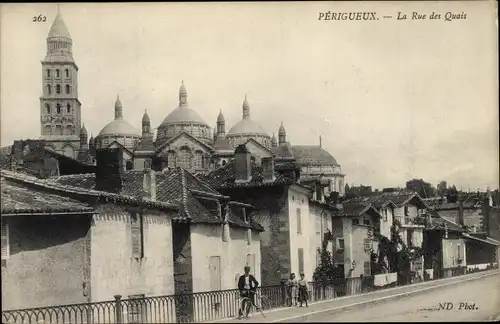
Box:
(283, 274, 500, 322)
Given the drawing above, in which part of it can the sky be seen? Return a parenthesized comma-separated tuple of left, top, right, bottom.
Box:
(1, 2, 498, 190)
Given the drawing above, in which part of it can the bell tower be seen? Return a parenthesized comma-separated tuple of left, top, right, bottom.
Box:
(39, 7, 82, 158)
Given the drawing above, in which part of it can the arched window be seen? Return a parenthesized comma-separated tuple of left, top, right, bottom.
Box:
(194, 151, 204, 169)
(167, 152, 176, 168)
(177, 147, 192, 170)
(66, 103, 71, 113)
(56, 103, 61, 114)
(47, 85, 52, 95)
(56, 69, 60, 78)
(45, 103, 51, 114)
(43, 125, 52, 135)
(55, 125, 63, 135)
(65, 69, 69, 78)
(46, 69, 51, 77)
(65, 85, 70, 94)
(56, 84, 61, 94)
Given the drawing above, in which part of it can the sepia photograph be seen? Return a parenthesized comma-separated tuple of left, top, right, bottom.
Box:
(0, 1, 499, 323)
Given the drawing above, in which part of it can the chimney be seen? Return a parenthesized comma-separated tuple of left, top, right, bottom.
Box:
(142, 168, 156, 201)
(458, 201, 464, 226)
(95, 148, 124, 193)
(319, 135, 322, 148)
(234, 145, 252, 183)
(483, 196, 491, 235)
(261, 157, 275, 183)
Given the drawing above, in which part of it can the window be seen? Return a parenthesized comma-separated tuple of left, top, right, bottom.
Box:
(404, 204, 409, 216)
(363, 261, 371, 276)
(363, 238, 372, 252)
(127, 294, 146, 324)
(65, 85, 70, 94)
(131, 213, 144, 259)
(352, 218, 359, 225)
(296, 208, 302, 234)
(316, 248, 321, 266)
(65, 69, 69, 78)
(56, 69, 60, 78)
(336, 238, 345, 250)
(384, 209, 388, 222)
(298, 248, 304, 274)
(126, 160, 134, 170)
(167, 152, 175, 168)
(457, 244, 462, 260)
(45, 103, 51, 114)
(47, 84, 52, 95)
(46, 69, 51, 77)
(177, 147, 192, 170)
(363, 218, 370, 226)
(66, 103, 71, 113)
(43, 125, 52, 135)
(56, 103, 61, 114)
(56, 84, 61, 94)
(1, 222, 9, 260)
(407, 229, 414, 247)
(194, 151, 203, 169)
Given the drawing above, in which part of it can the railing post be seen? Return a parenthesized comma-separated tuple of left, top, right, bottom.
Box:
(114, 295, 123, 324)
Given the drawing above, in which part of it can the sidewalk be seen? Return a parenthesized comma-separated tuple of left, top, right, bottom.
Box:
(206, 270, 499, 323)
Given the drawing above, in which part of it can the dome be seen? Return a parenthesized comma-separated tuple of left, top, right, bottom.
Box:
(217, 110, 225, 123)
(227, 95, 270, 137)
(99, 119, 141, 137)
(80, 124, 87, 135)
(142, 110, 150, 123)
(160, 107, 209, 126)
(227, 118, 269, 136)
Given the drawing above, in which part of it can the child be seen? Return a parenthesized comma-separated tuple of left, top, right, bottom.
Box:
(298, 273, 309, 307)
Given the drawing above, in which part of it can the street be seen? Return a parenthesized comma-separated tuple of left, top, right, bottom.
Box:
(283, 274, 500, 322)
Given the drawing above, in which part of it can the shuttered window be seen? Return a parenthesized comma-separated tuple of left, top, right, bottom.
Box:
(363, 261, 371, 276)
(131, 213, 144, 259)
(297, 208, 302, 234)
(1, 221, 9, 260)
(298, 248, 304, 274)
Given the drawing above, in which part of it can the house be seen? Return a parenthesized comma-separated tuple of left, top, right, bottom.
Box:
(423, 209, 466, 279)
(49, 148, 264, 302)
(1, 149, 179, 311)
(202, 145, 315, 285)
(2, 139, 96, 177)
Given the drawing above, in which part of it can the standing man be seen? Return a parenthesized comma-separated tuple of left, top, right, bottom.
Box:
(238, 266, 259, 318)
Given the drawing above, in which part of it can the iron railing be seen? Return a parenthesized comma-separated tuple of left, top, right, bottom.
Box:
(2, 268, 495, 324)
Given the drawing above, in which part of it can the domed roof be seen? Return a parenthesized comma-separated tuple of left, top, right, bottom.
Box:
(160, 107, 208, 126)
(159, 81, 209, 127)
(291, 145, 339, 167)
(227, 95, 270, 137)
(80, 124, 87, 135)
(227, 118, 269, 136)
(278, 122, 286, 135)
(99, 119, 141, 137)
(98, 95, 141, 137)
(142, 110, 150, 123)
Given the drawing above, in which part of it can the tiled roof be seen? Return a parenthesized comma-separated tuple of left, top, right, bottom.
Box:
(426, 209, 464, 232)
(342, 195, 396, 209)
(291, 145, 339, 167)
(201, 160, 294, 189)
(1, 179, 94, 214)
(1, 169, 179, 215)
(50, 168, 262, 230)
(333, 201, 371, 217)
(271, 143, 295, 159)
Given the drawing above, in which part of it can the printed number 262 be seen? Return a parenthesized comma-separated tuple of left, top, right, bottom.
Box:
(33, 15, 47, 23)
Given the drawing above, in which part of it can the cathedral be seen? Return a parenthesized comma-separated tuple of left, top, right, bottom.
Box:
(38, 9, 346, 195)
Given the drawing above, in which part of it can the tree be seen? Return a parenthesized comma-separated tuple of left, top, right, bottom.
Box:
(446, 185, 459, 203)
(313, 230, 343, 283)
(437, 181, 447, 197)
(374, 218, 425, 284)
(406, 179, 436, 198)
